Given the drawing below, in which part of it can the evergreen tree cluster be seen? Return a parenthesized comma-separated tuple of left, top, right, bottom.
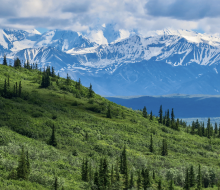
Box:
(41, 66, 55, 88)
(8, 147, 30, 180)
(1, 76, 22, 99)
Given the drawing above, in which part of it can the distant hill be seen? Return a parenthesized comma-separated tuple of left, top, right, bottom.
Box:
(106, 94, 220, 118)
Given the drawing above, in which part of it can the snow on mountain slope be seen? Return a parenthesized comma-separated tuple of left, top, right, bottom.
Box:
(34, 30, 97, 51)
(2, 28, 220, 96)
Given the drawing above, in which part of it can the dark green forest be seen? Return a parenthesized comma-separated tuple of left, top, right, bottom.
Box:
(0, 57, 220, 189)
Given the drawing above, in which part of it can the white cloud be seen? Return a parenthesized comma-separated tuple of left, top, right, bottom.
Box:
(0, 0, 220, 35)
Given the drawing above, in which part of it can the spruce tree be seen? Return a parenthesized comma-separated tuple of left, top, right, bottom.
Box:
(184, 168, 190, 190)
(169, 180, 174, 190)
(53, 176, 58, 190)
(129, 171, 134, 189)
(16, 146, 29, 180)
(189, 165, 195, 187)
(106, 104, 112, 118)
(158, 105, 163, 124)
(81, 158, 85, 181)
(3, 54, 7, 65)
(152, 170, 155, 180)
(102, 158, 109, 188)
(157, 179, 162, 190)
(161, 139, 168, 156)
(110, 165, 114, 187)
(166, 109, 170, 127)
(18, 81, 22, 97)
(149, 134, 154, 153)
(137, 170, 142, 190)
(150, 111, 153, 121)
(215, 122, 218, 135)
(207, 118, 211, 138)
(171, 108, 175, 123)
(15, 82, 18, 96)
(7, 75, 10, 87)
(3, 79, 7, 97)
(66, 73, 71, 85)
(88, 83, 94, 98)
(48, 125, 57, 147)
(143, 106, 147, 118)
(94, 170, 100, 189)
(196, 164, 202, 190)
(218, 124, 220, 138)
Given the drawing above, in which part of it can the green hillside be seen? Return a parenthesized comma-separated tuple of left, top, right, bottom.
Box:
(0, 64, 220, 189)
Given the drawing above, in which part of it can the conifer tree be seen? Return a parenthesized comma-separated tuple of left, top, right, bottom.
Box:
(26, 151, 30, 179)
(7, 75, 10, 87)
(153, 170, 155, 180)
(81, 158, 85, 181)
(191, 121, 195, 135)
(169, 180, 174, 190)
(149, 134, 154, 153)
(166, 109, 170, 127)
(171, 108, 175, 123)
(184, 168, 190, 190)
(15, 82, 18, 96)
(94, 170, 100, 189)
(158, 105, 163, 124)
(14, 58, 21, 67)
(137, 170, 142, 190)
(3, 79, 7, 97)
(129, 171, 134, 189)
(3, 54, 7, 65)
(196, 164, 202, 190)
(157, 179, 162, 190)
(110, 165, 114, 187)
(189, 165, 195, 187)
(102, 158, 109, 188)
(16, 146, 29, 180)
(143, 106, 147, 118)
(161, 139, 168, 156)
(106, 104, 112, 118)
(218, 124, 220, 138)
(84, 158, 89, 182)
(18, 81, 22, 97)
(143, 169, 151, 189)
(175, 118, 180, 131)
(215, 122, 218, 135)
(48, 125, 57, 147)
(150, 111, 153, 121)
(88, 83, 94, 98)
(53, 176, 58, 190)
(66, 73, 71, 85)
(52, 66, 55, 77)
(207, 118, 211, 138)
(115, 158, 120, 185)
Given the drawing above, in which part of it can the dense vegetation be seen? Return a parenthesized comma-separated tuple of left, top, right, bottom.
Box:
(0, 58, 220, 189)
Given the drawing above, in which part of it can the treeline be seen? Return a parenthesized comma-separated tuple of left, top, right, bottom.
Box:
(1, 76, 22, 99)
(81, 147, 209, 189)
(143, 105, 220, 140)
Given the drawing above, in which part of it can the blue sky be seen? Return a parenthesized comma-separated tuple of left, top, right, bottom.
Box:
(1, 0, 220, 34)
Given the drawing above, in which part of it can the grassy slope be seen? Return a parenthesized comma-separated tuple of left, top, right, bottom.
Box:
(0, 65, 219, 189)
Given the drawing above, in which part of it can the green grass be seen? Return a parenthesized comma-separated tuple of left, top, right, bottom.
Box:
(0, 65, 219, 189)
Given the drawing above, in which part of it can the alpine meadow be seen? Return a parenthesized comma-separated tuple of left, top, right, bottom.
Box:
(0, 59, 220, 190)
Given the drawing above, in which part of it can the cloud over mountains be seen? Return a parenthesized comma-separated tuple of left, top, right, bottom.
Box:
(1, 0, 220, 34)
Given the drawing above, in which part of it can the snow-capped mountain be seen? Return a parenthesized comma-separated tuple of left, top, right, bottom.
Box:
(2, 27, 220, 96)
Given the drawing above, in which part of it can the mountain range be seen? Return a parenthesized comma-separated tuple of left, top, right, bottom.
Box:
(1, 27, 220, 96)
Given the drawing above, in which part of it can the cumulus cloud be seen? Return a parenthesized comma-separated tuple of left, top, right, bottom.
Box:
(0, 0, 220, 35)
(145, 0, 220, 20)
